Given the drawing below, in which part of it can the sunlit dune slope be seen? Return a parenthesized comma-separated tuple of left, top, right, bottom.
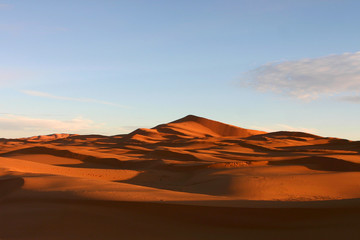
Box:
(121, 114, 267, 144)
(0, 115, 360, 239)
(155, 114, 266, 138)
(1, 114, 359, 200)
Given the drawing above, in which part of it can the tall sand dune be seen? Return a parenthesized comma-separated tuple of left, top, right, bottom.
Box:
(0, 115, 360, 239)
(155, 114, 266, 137)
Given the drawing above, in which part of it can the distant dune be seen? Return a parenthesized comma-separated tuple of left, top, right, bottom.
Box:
(156, 114, 266, 137)
(0, 115, 360, 240)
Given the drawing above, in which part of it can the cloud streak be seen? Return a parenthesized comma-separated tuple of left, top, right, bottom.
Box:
(0, 114, 102, 137)
(242, 52, 360, 101)
(339, 95, 360, 103)
(22, 90, 129, 108)
(0, 114, 137, 138)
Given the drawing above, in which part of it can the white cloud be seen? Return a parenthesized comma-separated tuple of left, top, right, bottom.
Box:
(0, 115, 98, 132)
(0, 114, 138, 138)
(242, 52, 360, 100)
(0, 114, 104, 138)
(22, 90, 129, 108)
(339, 95, 360, 103)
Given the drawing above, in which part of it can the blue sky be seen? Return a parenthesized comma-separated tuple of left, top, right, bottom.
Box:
(1, 0, 360, 140)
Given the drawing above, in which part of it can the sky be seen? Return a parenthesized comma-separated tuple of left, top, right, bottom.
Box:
(1, 0, 360, 140)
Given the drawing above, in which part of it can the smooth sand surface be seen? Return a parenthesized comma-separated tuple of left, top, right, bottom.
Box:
(1, 115, 360, 239)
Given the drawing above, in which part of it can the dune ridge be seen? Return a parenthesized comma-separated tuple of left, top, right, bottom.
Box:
(0, 115, 359, 239)
(155, 114, 266, 138)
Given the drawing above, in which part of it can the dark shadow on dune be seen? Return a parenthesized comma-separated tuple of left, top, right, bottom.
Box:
(278, 138, 359, 152)
(1, 197, 360, 240)
(221, 139, 277, 152)
(118, 169, 234, 196)
(145, 149, 201, 162)
(1, 146, 125, 168)
(1, 147, 175, 171)
(55, 159, 165, 170)
(246, 131, 322, 141)
(0, 176, 24, 198)
(55, 163, 119, 169)
(2, 197, 360, 229)
(269, 156, 360, 172)
(2, 147, 182, 171)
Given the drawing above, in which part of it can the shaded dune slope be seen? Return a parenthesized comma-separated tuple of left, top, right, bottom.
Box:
(247, 131, 322, 141)
(270, 156, 360, 172)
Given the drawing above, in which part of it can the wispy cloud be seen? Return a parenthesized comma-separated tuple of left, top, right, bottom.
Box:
(22, 90, 129, 108)
(242, 52, 360, 101)
(0, 114, 136, 138)
(0, 114, 101, 136)
(339, 95, 360, 103)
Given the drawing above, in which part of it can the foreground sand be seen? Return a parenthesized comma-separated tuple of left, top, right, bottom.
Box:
(1, 115, 360, 239)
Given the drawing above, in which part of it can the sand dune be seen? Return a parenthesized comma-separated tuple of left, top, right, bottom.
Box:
(0, 115, 360, 239)
(155, 114, 266, 138)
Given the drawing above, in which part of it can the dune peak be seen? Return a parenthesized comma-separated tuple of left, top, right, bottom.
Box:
(153, 114, 266, 138)
(170, 114, 207, 123)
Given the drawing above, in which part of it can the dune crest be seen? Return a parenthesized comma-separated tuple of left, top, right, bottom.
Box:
(0, 115, 360, 239)
(18, 133, 76, 142)
(154, 114, 266, 138)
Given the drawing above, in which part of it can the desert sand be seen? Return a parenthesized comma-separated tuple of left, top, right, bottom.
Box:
(0, 115, 360, 239)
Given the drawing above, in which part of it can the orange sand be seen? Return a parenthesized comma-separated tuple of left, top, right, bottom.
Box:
(0, 115, 359, 239)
